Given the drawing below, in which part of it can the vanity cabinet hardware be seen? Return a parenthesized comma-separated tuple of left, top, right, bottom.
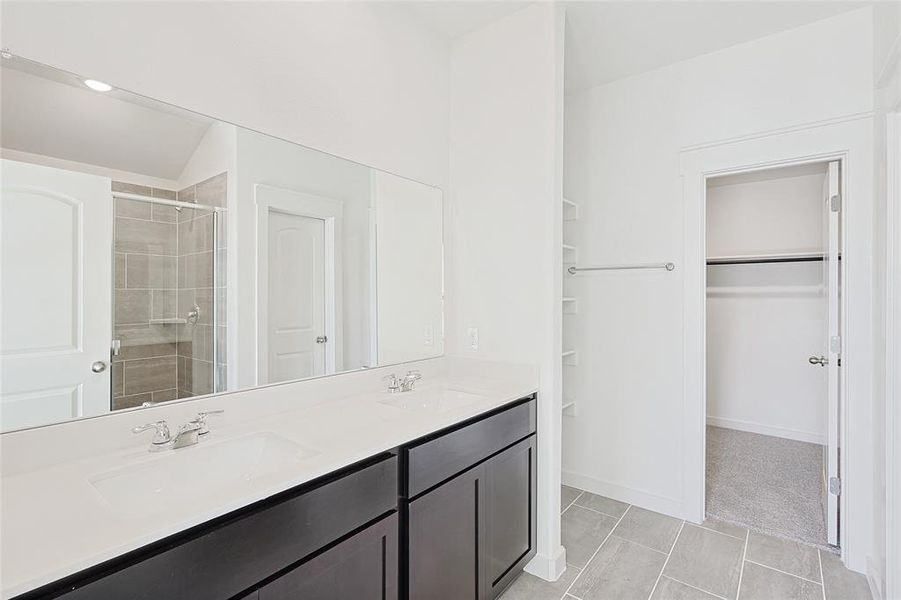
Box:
(259, 512, 398, 599)
(404, 396, 536, 498)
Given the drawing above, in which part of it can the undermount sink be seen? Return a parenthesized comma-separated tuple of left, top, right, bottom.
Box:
(378, 387, 487, 413)
(89, 432, 318, 518)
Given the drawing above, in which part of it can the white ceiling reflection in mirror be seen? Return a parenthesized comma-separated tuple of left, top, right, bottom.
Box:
(0, 54, 445, 433)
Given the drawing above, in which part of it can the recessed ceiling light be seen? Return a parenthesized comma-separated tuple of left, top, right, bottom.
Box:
(83, 79, 112, 92)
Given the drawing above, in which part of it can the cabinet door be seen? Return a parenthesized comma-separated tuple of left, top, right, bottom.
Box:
(484, 436, 537, 598)
(408, 467, 485, 600)
(260, 512, 398, 600)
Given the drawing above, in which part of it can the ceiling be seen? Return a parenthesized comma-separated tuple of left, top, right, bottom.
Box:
(1, 57, 213, 181)
(402, 1, 872, 94)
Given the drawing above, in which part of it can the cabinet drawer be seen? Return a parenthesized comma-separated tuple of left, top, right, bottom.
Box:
(260, 512, 398, 600)
(54, 455, 397, 600)
(404, 397, 535, 498)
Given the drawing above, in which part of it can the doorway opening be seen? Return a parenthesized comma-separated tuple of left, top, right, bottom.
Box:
(704, 160, 842, 551)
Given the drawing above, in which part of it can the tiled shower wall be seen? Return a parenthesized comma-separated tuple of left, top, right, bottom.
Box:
(176, 173, 228, 399)
(111, 182, 181, 410)
(111, 174, 228, 409)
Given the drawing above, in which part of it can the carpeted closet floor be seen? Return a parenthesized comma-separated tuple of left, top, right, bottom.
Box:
(706, 425, 829, 549)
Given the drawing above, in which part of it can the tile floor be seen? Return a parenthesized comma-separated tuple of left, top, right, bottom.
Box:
(499, 485, 872, 600)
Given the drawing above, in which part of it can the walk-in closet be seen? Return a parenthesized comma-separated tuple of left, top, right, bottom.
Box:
(705, 161, 842, 550)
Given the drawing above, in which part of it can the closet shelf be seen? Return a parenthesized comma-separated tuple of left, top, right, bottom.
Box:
(706, 252, 824, 266)
(562, 244, 579, 263)
(562, 350, 579, 366)
(563, 198, 580, 221)
(562, 399, 577, 416)
(562, 297, 578, 314)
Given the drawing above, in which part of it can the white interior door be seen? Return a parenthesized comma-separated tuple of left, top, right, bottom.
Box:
(266, 210, 326, 383)
(823, 160, 841, 546)
(0, 159, 112, 430)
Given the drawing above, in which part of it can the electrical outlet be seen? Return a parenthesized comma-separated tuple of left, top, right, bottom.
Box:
(467, 327, 479, 351)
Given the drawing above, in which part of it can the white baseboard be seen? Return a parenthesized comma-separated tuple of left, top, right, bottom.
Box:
(525, 545, 567, 581)
(867, 557, 885, 600)
(562, 470, 691, 521)
(706, 416, 825, 445)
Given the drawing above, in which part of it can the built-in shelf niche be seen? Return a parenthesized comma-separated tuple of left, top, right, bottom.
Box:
(563, 197, 580, 221)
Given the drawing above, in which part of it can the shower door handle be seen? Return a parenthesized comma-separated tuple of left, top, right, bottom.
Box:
(91, 360, 108, 373)
(808, 356, 828, 367)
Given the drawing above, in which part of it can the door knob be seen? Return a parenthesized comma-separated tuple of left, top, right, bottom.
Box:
(808, 356, 828, 367)
(91, 360, 108, 373)
(315, 336, 328, 344)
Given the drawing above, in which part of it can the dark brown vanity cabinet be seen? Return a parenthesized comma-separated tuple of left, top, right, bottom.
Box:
(405, 397, 537, 600)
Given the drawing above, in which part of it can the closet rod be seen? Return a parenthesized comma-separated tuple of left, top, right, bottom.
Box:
(568, 262, 675, 274)
(706, 256, 831, 266)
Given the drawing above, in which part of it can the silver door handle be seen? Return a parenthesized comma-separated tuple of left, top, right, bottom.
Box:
(91, 360, 108, 373)
(808, 356, 828, 367)
(316, 336, 328, 344)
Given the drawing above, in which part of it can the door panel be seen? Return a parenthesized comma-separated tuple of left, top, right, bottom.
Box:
(267, 210, 325, 382)
(823, 161, 841, 546)
(259, 512, 397, 600)
(408, 467, 484, 600)
(0, 159, 112, 430)
(484, 437, 536, 597)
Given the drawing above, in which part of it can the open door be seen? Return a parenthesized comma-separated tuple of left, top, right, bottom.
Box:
(823, 160, 841, 546)
(0, 160, 112, 430)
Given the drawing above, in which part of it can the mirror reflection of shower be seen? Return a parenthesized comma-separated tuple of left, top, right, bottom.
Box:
(110, 175, 227, 410)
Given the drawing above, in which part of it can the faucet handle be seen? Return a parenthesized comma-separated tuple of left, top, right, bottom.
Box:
(383, 373, 402, 393)
(192, 409, 224, 436)
(132, 420, 171, 445)
(405, 370, 422, 380)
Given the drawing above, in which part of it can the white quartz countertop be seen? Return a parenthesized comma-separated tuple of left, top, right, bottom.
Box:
(0, 368, 537, 598)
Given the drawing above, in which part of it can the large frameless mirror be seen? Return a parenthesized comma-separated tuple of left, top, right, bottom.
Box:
(0, 54, 445, 432)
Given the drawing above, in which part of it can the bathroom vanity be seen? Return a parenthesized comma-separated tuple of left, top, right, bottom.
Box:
(3, 375, 537, 600)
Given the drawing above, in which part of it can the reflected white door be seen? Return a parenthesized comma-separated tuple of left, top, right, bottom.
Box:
(0, 159, 112, 430)
(823, 160, 841, 546)
(267, 211, 326, 383)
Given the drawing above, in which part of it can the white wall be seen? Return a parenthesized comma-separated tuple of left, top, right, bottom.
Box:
(706, 171, 827, 444)
(0, 1, 449, 190)
(447, 3, 566, 580)
(563, 7, 875, 569)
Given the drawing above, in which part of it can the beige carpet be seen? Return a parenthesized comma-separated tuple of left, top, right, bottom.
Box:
(706, 425, 830, 549)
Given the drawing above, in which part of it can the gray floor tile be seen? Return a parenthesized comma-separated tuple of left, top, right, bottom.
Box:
(738, 561, 822, 600)
(651, 576, 721, 600)
(562, 485, 581, 510)
(498, 566, 580, 600)
(575, 492, 630, 518)
(745, 531, 820, 582)
(700, 517, 747, 540)
(664, 524, 745, 599)
(820, 550, 872, 600)
(562, 505, 618, 568)
(612, 506, 682, 553)
(569, 536, 666, 600)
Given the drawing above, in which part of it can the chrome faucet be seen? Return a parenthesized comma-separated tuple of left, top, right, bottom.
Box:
(132, 410, 224, 452)
(400, 370, 422, 392)
(383, 371, 422, 393)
